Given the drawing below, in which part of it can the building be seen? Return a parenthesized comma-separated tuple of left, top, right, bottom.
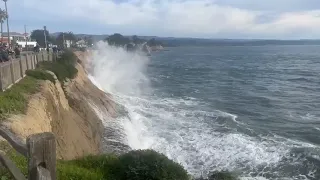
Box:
(1, 32, 37, 48)
(76, 39, 87, 48)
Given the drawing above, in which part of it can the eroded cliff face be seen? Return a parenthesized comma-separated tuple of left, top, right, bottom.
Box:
(3, 52, 117, 160)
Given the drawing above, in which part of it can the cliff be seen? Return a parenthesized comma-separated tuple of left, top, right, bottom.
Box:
(1, 51, 117, 160)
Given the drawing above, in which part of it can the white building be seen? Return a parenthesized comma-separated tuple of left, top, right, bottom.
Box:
(1, 32, 37, 48)
(76, 39, 87, 48)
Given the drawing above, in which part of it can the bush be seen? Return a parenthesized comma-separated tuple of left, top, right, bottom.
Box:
(195, 171, 239, 180)
(26, 69, 55, 83)
(208, 171, 238, 180)
(58, 50, 78, 65)
(37, 61, 77, 82)
(36, 50, 78, 83)
(115, 150, 189, 180)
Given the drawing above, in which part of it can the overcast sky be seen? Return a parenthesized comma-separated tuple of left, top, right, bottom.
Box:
(6, 0, 320, 39)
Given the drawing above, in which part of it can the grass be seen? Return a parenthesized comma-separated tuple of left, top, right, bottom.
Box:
(0, 141, 105, 180)
(0, 50, 79, 120)
(0, 50, 79, 121)
(0, 77, 39, 120)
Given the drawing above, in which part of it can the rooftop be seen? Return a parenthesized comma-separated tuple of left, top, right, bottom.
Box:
(1, 32, 27, 37)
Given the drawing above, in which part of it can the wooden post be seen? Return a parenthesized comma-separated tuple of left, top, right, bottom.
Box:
(26, 54, 29, 70)
(42, 51, 45, 62)
(27, 132, 56, 180)
(18, 57, 24, 78)
(9, 59, 15, 84)
(0, 65, 3, 91)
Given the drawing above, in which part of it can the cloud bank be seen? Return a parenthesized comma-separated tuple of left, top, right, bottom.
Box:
(7, 0, 320, 39)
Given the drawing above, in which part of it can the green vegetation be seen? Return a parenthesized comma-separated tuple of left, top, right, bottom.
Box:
(196, 171, 239, 180)
(147, 38, 163, 47)
(0, 77, 39, 120)
(105, 33, 131, 47)
(115, 150, 189, 180)
(56, 32, 77, 48)
(30, 29, 55, 47)
(0, 143, 190, 180)
(0, 50, 78, 121)
(104, 33, 163, 47)
(207, 171, 239, 180)
(25, 69, 55, 83)
(37, 50, 78, 83)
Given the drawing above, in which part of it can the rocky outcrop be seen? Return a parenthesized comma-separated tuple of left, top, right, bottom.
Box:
(2, 52, 117, 160)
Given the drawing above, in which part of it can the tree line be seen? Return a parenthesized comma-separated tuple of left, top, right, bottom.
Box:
(30, 29, 93, 48)
(105, 33, 163, 47)
(30, 30, 161, 48)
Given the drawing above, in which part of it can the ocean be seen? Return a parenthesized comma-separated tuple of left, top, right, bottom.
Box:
(89, 42, 320, 180)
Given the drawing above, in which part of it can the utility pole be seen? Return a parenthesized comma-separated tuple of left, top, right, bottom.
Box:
(62, 33, 65, 48)
(24, 24, 27, 50)
(44, 25, 47, 49)
(3, 0, 10, 47)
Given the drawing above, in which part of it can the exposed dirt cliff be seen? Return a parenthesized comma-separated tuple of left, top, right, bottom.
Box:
(2, 51, 117, 160)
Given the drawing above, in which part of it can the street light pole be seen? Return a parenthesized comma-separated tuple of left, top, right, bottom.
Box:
(3, 0, 10, 47)
(24, 24, 27, 50)
(62, 33, 65, 48)
(0, 9, 4, 44)
(44, 25, 47, 49)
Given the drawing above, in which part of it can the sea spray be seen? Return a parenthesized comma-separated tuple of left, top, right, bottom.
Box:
(87, 41, 153, 153)
(88, 41, 151, 96)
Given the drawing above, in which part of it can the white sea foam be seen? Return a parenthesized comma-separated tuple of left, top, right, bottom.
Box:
(86, 42, 319, 179)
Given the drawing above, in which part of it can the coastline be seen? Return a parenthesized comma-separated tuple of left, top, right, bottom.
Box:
(0, 50, 118, 160)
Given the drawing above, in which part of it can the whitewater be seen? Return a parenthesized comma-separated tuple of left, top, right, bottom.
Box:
(86, 42, 320, 180)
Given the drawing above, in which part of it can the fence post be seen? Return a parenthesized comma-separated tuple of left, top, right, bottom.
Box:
(42, 51, 45, 62)
(27, 132, 56, 180)
(26, 54, 30, 70)
(9, 59, 14, 84)
(18, 57, 24, 78)
(0, 65, 3, 91)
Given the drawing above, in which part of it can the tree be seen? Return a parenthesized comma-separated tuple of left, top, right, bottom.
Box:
(30, 29, 52, 47)
(56, 32, 77, 47)
(147, 38, 162, 47)
(131, 35, 144, 45)
(104, 33, 130, 47)
(0, 8, 6, 43)
(84, 36, 93, 46)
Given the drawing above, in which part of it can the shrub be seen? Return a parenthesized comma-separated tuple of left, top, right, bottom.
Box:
(36, 50, 78, 83)
(58, 50, 78, 65)
(37, 61, 77, 83)
(195, 171, 239, 180)
(207, 171, 239, 180)
(26, 69, 55, 83)
(115, 149, 189, 180)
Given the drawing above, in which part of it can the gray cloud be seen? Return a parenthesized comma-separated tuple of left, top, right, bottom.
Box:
(6, 0, 320, 39)
(214, 0, 320, 11)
